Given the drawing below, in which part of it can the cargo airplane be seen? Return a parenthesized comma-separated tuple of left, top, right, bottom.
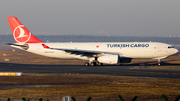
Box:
(6, 17, 178, 66)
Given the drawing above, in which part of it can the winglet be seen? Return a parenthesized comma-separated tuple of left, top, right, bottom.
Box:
(42, 44, 50, 48)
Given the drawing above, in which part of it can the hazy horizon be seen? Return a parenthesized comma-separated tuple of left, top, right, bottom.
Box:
(0, 35, 180, 45)
(1, 0, 180, 37)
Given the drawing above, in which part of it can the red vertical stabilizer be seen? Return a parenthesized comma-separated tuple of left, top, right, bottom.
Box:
(7, 17, 44, 43)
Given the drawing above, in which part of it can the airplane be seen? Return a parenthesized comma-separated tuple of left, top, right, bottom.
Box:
(45, 38, 50, 43)
(6, 17, 178, 66)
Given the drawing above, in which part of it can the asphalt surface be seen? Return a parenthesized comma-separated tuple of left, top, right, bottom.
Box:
(0, 62, 179, 79)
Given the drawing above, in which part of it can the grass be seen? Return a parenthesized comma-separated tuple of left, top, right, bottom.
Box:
(0, 74, 179, 100)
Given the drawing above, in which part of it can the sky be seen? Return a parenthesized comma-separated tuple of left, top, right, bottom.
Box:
(1, 0, 180, 36)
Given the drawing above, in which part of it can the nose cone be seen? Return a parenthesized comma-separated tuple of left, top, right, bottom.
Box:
(174, 48, 178, 54)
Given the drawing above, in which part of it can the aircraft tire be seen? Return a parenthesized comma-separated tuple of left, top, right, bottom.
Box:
(97, 62, 103, 66)
(99, 63, 103, 66)
(84, 62, 89, 66)
(90, 62, 96, 66)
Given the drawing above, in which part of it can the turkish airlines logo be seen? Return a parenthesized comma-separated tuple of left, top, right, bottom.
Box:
(13, 25, 31, 43)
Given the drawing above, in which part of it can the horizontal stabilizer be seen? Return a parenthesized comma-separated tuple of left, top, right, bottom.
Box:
(5, 43, 29, 50)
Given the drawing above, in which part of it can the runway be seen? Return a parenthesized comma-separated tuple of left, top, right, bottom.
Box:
(0, 62, 179, 79)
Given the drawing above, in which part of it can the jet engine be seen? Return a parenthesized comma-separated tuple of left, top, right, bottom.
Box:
(97, 55, 120, 64)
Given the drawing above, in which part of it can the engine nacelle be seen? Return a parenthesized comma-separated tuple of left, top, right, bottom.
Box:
(98, 55, 120, 64)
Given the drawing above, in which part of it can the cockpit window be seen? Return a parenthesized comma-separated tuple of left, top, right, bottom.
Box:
(168, 46, 174, 48)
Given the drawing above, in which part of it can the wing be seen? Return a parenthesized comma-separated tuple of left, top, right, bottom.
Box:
(42, 44, 118, 57)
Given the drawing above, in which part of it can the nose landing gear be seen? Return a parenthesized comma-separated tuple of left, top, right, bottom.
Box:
(158, 59, 161, 66)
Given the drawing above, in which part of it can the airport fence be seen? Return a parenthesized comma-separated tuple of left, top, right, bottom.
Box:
(3, 94, 180, 101)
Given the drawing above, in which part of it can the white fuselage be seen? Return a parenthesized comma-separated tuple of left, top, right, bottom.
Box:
(14, 42, 178, 60)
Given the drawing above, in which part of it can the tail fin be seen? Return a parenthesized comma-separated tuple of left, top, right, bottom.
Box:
(7, 17, 44, 43)
(45, 38, 50, 43)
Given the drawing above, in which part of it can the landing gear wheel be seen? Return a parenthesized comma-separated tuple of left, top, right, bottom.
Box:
(97, 62, 103, 66)
(158, 63, 160, 66)
(90, 62, 96, 66)
(84, 62, 89, 66)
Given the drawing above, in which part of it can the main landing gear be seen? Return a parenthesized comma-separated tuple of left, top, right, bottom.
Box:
(84, 57, 103, 66)
(84, 62, 103, 66)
